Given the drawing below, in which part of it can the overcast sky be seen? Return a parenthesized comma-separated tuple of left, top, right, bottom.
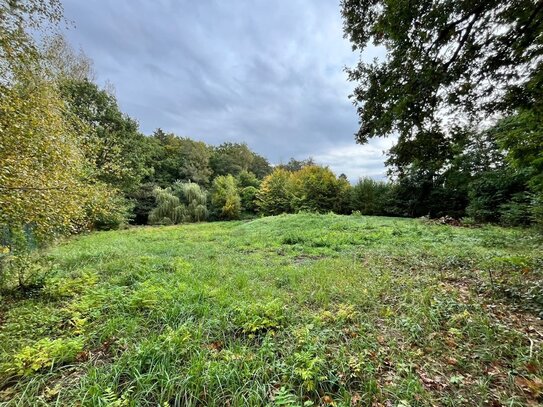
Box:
(61, 0, 392, 181)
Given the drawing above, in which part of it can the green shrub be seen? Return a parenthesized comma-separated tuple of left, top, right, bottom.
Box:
(257, 168, 293, 215)
(281, 233, 307, 245)
(211, 175, 241, 220)
(234, 300, 285, 336)
(335, 174, 353, 214)
(148, 188, 184, 225)
(240, 186, 259, 213)
(91, 193, 134, 231)
(467, 168, 529, 225)
(532, 194, 543, 228)
(351, 177, 392, 215)
(129, 281, 177, 310)
(499, 192, 534, 226)
(6, 337, 84, 376)
(292, 349, 326, 391)
(149, 182, 208, 225)
(0, 226, 45, 290)
(495, 109, 543, 227)
(44, 270, 98, 299)
(289, 166, 347, 213)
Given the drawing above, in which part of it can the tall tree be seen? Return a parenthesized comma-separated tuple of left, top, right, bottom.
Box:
(0, 0, 127, 244)
(210, 142, 254, 177)
(210, 142, 271, 178)
(257, 168, 293, 216)
(151, 130, 212, 186)
(0, 72, 88, 240)
(277, 157, 315, 172)
(0, 0, 63, 78)
(177, 138, 213, 185)
(493, 110, 543, 224)
(41, 33, 95, 81)
(341, 0, 543, 173)
(60, 80, 152, 192)
(250, 153, 273, 179)
(289, 166, 349, 213)
(1, 0, 72, 241)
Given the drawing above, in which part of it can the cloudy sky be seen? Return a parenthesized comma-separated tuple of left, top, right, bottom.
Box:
(61, 0, 392, 181)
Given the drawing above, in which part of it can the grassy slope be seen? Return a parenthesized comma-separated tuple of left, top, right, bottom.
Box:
(0, 214, 542, 406)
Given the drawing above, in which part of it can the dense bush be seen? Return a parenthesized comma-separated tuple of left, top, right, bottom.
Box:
(495, 110, 543, 227)
(87, 190, 134, 231)
(257, 168, 293, 215)
(211, 175, 241, 220)
(351, 178, 391, 216)
(334, 175, 352, 214)
(290, 166, 351, 213)
(257, 166, 351, 216)
(240, 186, 259, 213)
(148, 182, 208, 225)
(0, 226, 39, 289)
(128, 182, 158, 225)
(466, 169, 528, 224)
(499, 192, 534, 226)
(236, 170, 260, 214)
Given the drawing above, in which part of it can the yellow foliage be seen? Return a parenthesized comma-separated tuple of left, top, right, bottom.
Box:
(0, 1, 127, 245)
(0, 75, 87, 239)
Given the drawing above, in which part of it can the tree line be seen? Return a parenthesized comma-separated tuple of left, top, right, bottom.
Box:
(1, 0, 541, 269)
(341, 0, 542, 226)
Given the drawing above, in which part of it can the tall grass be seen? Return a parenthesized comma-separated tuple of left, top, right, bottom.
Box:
(0, 214, 541, 405)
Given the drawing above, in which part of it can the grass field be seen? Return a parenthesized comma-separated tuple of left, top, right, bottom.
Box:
(0, 214, 542, 406)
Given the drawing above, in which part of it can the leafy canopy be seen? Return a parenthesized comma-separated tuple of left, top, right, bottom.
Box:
(60, 80, 152, 192)
(210, 142, 271, 179)
(151, 129, 213, 186)
(341, 0, 543, 172)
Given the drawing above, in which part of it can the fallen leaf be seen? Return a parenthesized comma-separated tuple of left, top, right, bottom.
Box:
(525, 362, 539, 374)
(445, 356, 458, 366)
(444, 337, 457, 347)
(351, 393, 361, 405)
(322, 395, 334, 405)
(515, 376, 543, 397)
(75, 350, 90, 362)
(206, 341, 223, 352)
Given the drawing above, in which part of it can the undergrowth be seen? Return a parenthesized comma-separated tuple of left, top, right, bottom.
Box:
(0, 213, 541, 406)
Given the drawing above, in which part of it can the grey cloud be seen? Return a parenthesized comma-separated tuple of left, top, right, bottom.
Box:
(313, 138, 397, 182)
(62, 0, 389, 180)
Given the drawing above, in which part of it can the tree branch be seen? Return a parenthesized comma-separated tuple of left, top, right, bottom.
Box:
(442, 13, 480, 72)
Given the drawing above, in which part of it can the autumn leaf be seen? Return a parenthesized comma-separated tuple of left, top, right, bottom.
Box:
(515, 376, 543, 397)
(322, 395, 334, 405)
(445, 356, 458, 366)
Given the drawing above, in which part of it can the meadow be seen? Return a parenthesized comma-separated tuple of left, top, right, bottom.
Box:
(0, 213, 542, 406)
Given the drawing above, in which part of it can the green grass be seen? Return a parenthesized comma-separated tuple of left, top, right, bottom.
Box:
(1, 213, 542, 406)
